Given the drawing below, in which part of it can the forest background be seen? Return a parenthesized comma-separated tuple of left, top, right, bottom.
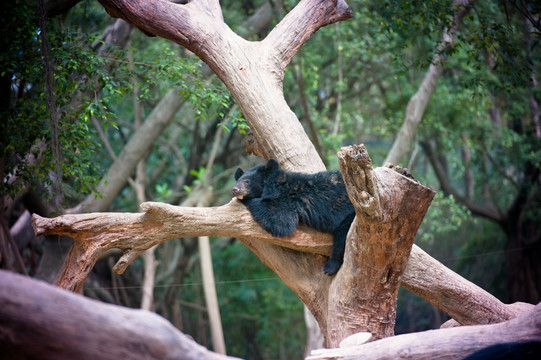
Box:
(1, 0, 540, 359)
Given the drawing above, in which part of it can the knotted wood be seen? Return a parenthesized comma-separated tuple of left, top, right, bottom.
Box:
(325, 145, 435, 345)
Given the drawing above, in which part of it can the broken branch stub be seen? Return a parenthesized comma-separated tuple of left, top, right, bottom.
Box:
(325, 145, 435, 346)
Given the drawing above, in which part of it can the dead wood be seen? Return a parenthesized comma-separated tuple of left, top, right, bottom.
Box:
(0, 270, 239, 360)
(32, 200, 331, 293)
(33, 145, 438, 345)
(307, 301, 541, 360)
(325, 145, 435, 345)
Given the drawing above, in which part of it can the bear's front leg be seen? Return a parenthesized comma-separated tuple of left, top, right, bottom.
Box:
(244, 198, 298, 238)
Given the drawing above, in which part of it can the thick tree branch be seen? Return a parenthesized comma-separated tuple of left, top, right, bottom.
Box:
(264, 0, 353, 74)
(33, 150, 524, 334)
(32, 200, 331, 292)
(30, 0, 528, 349)
(0, 270, 239, 360)
(94, 0, 352, 171)
(404, 245, 530, 325)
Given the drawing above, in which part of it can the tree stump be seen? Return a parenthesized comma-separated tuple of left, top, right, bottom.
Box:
(324, 145, 435, 345)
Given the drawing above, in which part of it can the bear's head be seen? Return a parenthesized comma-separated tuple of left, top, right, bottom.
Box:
(232, 159, 279, 200)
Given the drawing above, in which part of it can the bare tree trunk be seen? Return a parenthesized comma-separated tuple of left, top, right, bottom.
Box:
(384, 0, 476, 166)
(130, 47, 158, 311)
(195, 124, 227, 355)
(31, 145, 437, 345)
(199, 236, 226, 354)
(304, 306, 325, 358)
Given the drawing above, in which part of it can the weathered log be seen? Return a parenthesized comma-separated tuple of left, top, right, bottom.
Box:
(32, 205, 530, 329)
(0, 270, 239, 360)
(27, 0, 530, 347)
(307, 301, 541, 360)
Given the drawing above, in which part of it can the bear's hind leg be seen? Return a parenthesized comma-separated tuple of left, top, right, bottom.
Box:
(322, 212, 355, 275)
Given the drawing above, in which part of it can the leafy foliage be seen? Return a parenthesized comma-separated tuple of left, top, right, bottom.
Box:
(0, 4, 113, 203)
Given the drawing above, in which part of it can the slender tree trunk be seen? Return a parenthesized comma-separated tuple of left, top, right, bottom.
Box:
(199, 236, 226, 354)
(130, 46, 158, 311)
(384, 0, 475, 166)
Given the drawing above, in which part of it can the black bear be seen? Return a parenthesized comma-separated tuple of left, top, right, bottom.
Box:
(232, 159, 355, 275)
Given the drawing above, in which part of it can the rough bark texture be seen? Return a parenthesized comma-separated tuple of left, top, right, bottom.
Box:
(32, 200, 332, 292)
(32, 192, 530, 332)
(326, 146, 435, 344)
(403, 245, 532, 325)
(0, 270, 239, 360)
(95, 0, 351, 173)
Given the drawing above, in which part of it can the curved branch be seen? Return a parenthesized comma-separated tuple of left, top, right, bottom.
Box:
(264, 0, 353, 73)
(33, 154, 524, 332)
(308, 301, 541, 360)
(404, 245, 525, 325)
(97, 0, 213, 48)
(422, 141, 503, 222)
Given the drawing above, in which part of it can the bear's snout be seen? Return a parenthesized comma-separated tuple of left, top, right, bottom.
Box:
(231, 186, 245, 199)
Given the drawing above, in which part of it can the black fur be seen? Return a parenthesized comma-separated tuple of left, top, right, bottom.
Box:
(232, 159, 355, 275)
(462, 341, 541, 360)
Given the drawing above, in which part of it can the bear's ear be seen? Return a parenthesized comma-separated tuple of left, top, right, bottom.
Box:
(265, 159, 279, 171)
(234, 168, 244, 181)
